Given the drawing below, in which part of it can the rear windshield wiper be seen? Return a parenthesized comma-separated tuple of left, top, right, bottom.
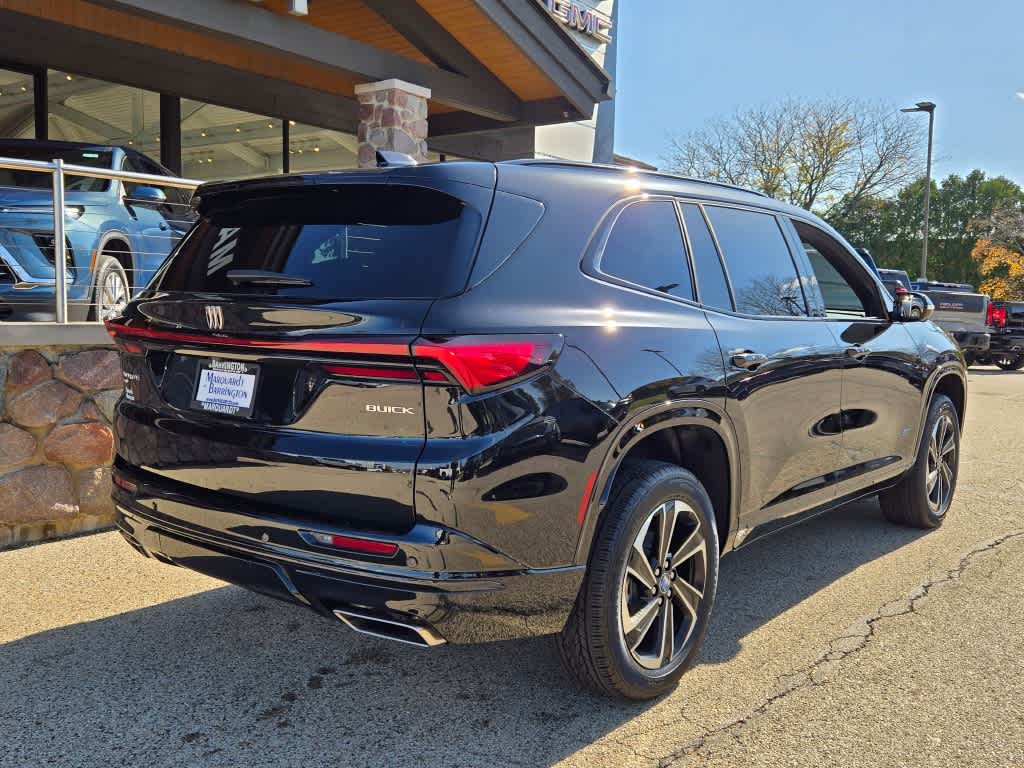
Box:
(225, 270, 313, 288)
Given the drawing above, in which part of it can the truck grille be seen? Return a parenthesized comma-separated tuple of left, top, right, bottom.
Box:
(31, 234, 73, 268)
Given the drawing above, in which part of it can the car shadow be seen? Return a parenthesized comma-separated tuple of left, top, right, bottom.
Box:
(969, 368, 1024, 376)
(1, 499, 924, 768)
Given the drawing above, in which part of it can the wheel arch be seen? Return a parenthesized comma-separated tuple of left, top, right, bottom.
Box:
(574, 400, 741, 564)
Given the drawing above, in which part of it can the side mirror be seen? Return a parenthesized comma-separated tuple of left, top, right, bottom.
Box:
(893, 290, 934, 322)
(125, 185, 167, 204)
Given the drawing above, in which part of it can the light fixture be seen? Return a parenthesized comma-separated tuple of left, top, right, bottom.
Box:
(235, 127, 241, 133)
(267, 122, 273, 128)
(156, 136, 160, 142)
(65, 74, 72, 81)
(20, 85, 27, 92)
(313, 145, 320, 152)
(200, 131, 207, 137)
(127, 140, 133, 145)
(288, 120, 296, 126)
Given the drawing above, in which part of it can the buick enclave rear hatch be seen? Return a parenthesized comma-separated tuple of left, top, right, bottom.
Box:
(110, 172, 493, 533)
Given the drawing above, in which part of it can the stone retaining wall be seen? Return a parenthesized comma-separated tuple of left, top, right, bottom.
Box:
(0, 344, 121, 549)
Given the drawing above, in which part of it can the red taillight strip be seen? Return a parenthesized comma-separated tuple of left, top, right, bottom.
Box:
(324, 364, 419, 381)
(105, 321, 411, 357)
(576, 471, 598, 527)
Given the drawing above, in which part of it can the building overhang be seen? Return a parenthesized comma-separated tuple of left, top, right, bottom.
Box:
(0, 0, 611, 135)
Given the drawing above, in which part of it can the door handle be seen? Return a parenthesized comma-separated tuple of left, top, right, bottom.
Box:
(730, 351, 768, 369)
(846, 345, 871, 360)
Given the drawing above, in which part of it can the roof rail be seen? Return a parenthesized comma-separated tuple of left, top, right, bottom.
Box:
(500, 159, 770, 198)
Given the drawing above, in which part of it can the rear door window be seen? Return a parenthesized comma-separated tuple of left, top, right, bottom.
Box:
(599, 200, 694, 300)
(153, 185, 482, 299)
(680, 203, 732, 311)
(704, 206, 807, 317)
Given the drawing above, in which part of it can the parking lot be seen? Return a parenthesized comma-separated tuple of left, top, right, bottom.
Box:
(2, 368, 1023, 768)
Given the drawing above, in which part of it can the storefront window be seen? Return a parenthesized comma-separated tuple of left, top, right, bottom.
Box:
(286, 121, 358, 173)
(46, 71, 159, 158)
(181, 100, 284, 181)
(0, 68, 36, 138)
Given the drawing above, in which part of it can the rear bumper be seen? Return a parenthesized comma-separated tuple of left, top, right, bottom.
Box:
(988, 332, 1024, 355)
(112, 476, 583, 645)
(952, 331, 990, 353)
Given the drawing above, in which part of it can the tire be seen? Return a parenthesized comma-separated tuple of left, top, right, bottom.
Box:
(88, 255, 130, 322)
(558, 460, 720, 700)
(994, 354, 1024, 371)
(879, 394, 960, 529)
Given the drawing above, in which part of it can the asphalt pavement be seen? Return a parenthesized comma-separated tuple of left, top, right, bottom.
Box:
(2, 367, 1023, 768)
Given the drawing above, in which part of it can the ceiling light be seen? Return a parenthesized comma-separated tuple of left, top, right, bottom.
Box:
(65, 74, 73, 81)
(200, 131, 207, 137)
(20, 86, 27, 92)
(289, 120, 296, 126)
(235, 127, 241, 133)
(313, 146, 320, 152)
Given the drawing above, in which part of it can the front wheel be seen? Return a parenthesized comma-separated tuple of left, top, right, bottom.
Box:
(994, 354, 1024, 371)
(879, 394, 960, 528)
(558, 460, 719, 700)
(88, 255, 130, 322)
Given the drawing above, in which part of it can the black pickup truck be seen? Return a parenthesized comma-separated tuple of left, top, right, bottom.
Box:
(977, 301, 1024, 370)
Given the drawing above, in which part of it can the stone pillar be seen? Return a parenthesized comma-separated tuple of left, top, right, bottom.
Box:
(354, 79, 431, 168)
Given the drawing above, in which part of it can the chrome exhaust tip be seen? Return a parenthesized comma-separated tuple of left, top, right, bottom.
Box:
(333, 608, 446, 648)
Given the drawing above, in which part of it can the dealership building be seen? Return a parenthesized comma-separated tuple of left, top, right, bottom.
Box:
(0, 0, 618, 181)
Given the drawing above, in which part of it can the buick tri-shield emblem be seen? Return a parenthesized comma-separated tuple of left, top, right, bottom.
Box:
(205, 305, 224, 330)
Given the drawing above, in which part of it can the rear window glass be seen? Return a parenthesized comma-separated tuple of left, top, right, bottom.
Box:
(599, 200, 694, 300)
(152, 185, 482, 299)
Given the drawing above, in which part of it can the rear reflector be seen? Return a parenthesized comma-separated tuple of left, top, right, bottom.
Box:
(305, 531, 398, 557)
(323, 364, 448, 384)
(112, 474, 137, 494)
(413, 335, 563, 394)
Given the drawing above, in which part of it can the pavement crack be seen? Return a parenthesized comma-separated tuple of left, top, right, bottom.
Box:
(655, 529, 1024, 767)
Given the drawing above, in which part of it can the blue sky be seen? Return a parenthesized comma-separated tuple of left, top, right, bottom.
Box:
(614, 0, 1024, 185)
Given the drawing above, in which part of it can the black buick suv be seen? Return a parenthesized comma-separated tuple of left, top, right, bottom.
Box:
(108, 159, 965, 700)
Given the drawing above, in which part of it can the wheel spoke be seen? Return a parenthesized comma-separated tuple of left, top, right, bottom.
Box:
(940, 461, 954, 497)
(627, 540, 658, 591)
(623, 597, 660, 648)
(940, 432, 956, 458)
(926, 468, 939, 495)
(671, 576, 703, 619)
(656, 501, 679, 565)
(657, 598, 675, 666)
(670, 526, 705, 570)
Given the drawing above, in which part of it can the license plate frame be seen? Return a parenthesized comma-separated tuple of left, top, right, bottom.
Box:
(191, 359, 260, 418)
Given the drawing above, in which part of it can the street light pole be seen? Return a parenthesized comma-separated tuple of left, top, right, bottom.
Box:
(901, 101, 936, 281)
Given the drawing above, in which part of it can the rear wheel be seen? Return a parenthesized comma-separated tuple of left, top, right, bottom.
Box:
(879, 394, 959, 528)
(558, 460, 719, 700)
(994, 354, 1024, 371)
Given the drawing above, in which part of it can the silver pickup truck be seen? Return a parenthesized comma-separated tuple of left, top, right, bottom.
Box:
(877, 268, 991, 363)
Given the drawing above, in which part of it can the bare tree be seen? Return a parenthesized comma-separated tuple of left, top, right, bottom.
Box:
(665, 98, 924, 215)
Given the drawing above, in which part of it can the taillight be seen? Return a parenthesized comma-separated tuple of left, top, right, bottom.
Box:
(303, 530, 398, 557)
(987, 304, 1007, 328)
(413, 335, 563, 394)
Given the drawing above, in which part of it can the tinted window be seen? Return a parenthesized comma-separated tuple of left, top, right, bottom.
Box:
(153, 185, 482, 299)
(0, 145, 111, 191)
(681, 203, 732, 311)
(803, 243, 868, 317)
(600, 201, 693, 300)
(122, 153, 193, 214)
(705, 206, 806, 316)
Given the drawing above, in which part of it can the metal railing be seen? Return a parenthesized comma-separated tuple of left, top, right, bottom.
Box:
(0, 155, 201, 323)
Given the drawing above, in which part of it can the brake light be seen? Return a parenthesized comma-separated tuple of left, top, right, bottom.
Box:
(304, 531, 398, 557)
(986, 304, 1007, 328)
(413, 335, 563, 394)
